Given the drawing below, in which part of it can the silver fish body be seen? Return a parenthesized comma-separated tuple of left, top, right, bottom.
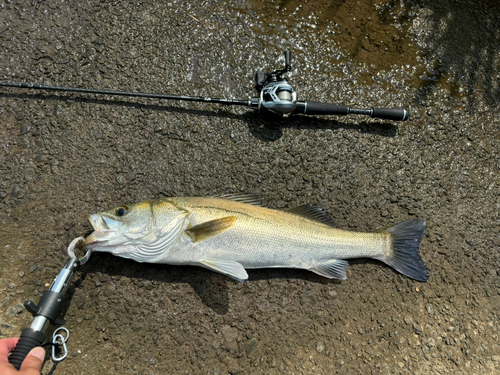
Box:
(82, 195, 428, 281)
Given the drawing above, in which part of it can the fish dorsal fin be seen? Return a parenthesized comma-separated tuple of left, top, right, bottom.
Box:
(185, 216, 237, 242)
(201, 259, 248, 281)
(284, 205, 337, 227)
(215, 193, 264, 207)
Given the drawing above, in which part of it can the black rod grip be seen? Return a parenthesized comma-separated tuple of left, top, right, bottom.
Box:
(295, 101, 349, 116)
(8, 328, 46, 370)
(371, 107, 409, 121)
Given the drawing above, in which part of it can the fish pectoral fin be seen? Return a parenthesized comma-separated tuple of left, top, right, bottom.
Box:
(310, 260, 349, 280)
(185, 216, 237, 242)
(201, 259, 248, 281)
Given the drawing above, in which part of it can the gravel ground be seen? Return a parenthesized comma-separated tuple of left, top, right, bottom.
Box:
(1, 0, 499, 374)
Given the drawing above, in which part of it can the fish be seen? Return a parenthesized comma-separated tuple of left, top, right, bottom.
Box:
(81, 194, 429, 282)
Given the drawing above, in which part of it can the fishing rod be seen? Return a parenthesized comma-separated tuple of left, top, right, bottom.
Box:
(0, 50, 409, 121)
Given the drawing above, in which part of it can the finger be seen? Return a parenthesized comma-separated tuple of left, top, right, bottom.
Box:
(20, 347, 45, 373)
(0, 338, 20, 363)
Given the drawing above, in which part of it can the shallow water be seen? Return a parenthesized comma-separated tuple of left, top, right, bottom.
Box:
(1, 1, 500, 374)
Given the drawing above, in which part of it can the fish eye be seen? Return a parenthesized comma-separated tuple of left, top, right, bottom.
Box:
(115, 206, 128, 216)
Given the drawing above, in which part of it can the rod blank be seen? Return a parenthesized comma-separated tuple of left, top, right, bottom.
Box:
(0, 81, 250, 106)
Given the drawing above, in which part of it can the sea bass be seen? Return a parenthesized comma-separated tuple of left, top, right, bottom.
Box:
(81, 194, 429, 282)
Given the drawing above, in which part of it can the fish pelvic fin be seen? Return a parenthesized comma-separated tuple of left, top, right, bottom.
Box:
(310, 260, 349, 280)
(201, 259, 248, 281)
(185, 216, 237, 242)
(379, 219, 429, 281)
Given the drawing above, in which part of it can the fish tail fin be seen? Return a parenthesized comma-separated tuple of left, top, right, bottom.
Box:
(379, 219, 429, 281)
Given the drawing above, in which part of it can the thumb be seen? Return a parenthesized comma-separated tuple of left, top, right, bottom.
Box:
(20, 347, 45, 373)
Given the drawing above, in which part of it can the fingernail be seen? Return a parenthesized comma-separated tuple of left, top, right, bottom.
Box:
(29, 347, 45, 361)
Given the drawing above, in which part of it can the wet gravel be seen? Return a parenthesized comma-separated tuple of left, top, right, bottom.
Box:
(1, 0, 500, 374)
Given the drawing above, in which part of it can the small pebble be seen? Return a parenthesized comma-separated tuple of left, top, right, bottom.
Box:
(316, 341, 325, 353)
(11, 185, 21, 198)
(426, 304, 434, 315)
(20, 125, 30, 134)
(8, 304, 24, 315)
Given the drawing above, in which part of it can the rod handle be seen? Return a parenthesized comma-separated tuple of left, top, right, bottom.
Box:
(8, 329, 46, 370)
(295, 101, 349, 115)
(371, 107, 409, 121)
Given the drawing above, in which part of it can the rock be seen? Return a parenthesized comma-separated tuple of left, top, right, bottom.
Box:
(11, 185, 21, 198)
(316, 341, 325, 353)
(20, 125, 30, 134)
(74, 292, 86, 309)
(245, 338, 258, 356)
(8, 304, 24, 315)
(426, 304, 434, 315)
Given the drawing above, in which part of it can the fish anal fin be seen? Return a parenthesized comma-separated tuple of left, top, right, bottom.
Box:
(185, 216, 237, 242)
(201, 259, 248, 281)
(285, 205, 337, 227)
(310, 260, 349, 280)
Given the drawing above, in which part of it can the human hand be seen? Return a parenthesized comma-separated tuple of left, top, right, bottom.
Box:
(0, 337, 44, 375)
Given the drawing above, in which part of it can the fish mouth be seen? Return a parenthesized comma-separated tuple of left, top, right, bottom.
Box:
(88, 213, 109, 231)
(80, 213, 112, 247)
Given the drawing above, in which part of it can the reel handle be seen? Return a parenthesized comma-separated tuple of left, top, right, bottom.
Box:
(295, 101, 409, 121)
(284, 50, 292, 71)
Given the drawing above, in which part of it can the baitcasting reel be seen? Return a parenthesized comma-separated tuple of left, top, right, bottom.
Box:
(253, 50, 298, 115)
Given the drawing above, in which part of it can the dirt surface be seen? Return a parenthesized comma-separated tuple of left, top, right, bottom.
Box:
(1, 0, 499, 374)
